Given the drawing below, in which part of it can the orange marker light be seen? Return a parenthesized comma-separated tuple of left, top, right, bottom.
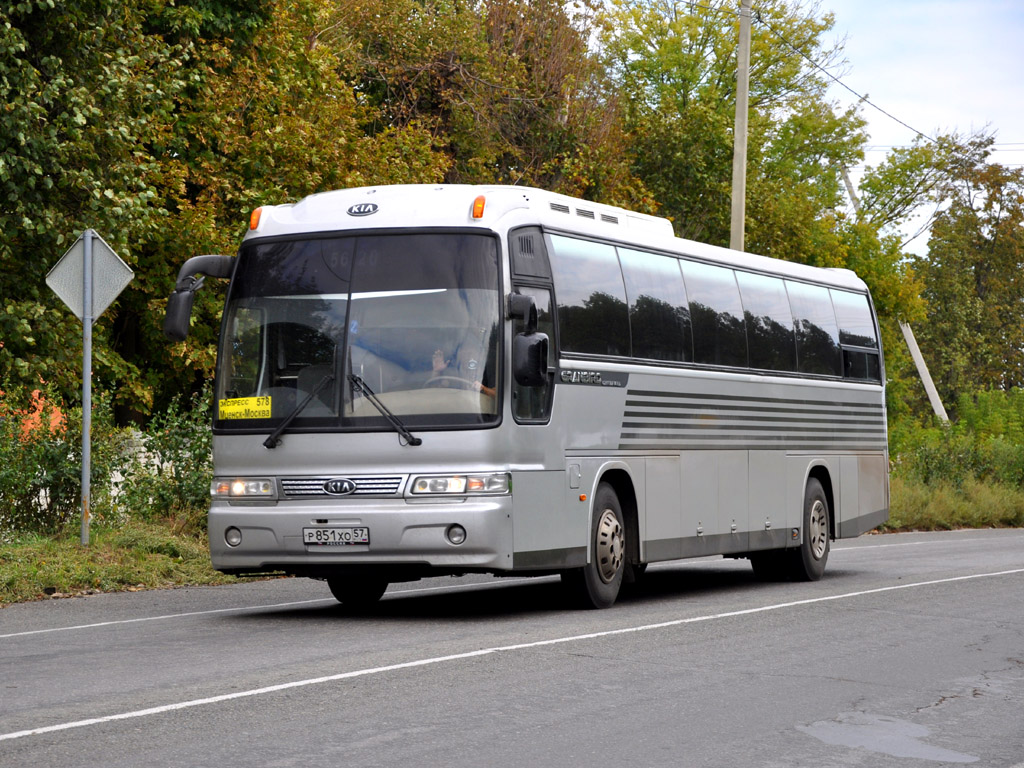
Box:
(472, 195, 486, 219)
(579, 494, 587, 502)
(249, 207, 262, 230)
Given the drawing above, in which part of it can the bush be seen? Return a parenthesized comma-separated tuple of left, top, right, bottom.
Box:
(115, 385, 213, 533)
(888, 474, 1024, 531)
(892, 388, 1024, 491)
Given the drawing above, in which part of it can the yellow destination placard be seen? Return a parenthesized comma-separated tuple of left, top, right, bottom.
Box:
(219, 396, 272, 420)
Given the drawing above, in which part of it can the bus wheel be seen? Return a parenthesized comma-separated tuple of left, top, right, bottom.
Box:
(326, 577, 388, 608)
(788, 478, 830, 581)
(563, 483, 625, 609)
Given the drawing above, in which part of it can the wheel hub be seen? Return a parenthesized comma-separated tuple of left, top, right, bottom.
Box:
(808, 499, 828, 560)
(595, 508, 624, 583)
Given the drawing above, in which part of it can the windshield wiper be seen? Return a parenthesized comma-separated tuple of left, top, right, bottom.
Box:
(348, 374, 422, 447)
(263, 374, 335, 449)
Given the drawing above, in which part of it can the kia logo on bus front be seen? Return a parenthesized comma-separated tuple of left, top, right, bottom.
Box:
(324, 478, 357, 496)
(347, 203, 378, 217)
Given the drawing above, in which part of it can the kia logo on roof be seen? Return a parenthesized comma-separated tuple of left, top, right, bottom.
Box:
(324, 478, 357, 496)
(347, 203, 378, 217)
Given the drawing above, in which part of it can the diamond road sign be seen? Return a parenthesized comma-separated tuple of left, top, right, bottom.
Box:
(46, 230, 134, 322)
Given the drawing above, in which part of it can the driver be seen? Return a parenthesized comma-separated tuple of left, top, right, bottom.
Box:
(426, 348, 495, 397)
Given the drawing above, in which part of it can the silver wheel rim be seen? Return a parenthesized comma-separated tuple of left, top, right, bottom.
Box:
(809, 499, 828, 560)
(596, 508, 624, 583)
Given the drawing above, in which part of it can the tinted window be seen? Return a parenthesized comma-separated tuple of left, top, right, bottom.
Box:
(786, 280, 841, 376)
(549, 235, 630, 356)
(618, 248, 692, 362)
(218, 233, 502, 429)
(830, 290, 878, 348)
(681, 260, 747, 367)
(736, 272, 796, 371)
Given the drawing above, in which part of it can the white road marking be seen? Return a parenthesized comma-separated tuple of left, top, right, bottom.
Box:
(0, 578, 547, 639)
(2, 566, 1022, 743)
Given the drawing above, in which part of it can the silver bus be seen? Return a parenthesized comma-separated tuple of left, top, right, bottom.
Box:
(165, 184, 888, 609)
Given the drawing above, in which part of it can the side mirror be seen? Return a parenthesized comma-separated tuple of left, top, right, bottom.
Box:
(513, 331, 549, 387)
(508, 293, 538, 333)
(164, 290, 196, 342)
(163, 255, 234, 341)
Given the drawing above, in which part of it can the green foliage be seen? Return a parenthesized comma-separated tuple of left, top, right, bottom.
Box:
(891, 389, 1024, 490)
(600, 0, 861, 255)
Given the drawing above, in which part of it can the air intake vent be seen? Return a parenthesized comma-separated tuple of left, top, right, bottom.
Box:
(550, 203, 570, 214)
(601, 214, 619, 224)
(518, 234, 535, 255)
(576, 209, 595, 219)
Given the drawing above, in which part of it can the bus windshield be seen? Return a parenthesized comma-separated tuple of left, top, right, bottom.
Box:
(215, 232, 501, 432)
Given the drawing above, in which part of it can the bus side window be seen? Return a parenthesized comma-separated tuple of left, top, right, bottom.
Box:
(681, 260, 748, 368)
(786, 280, 842, 377)
(512, 286, 554, 423)
(830, 289, 882, 382)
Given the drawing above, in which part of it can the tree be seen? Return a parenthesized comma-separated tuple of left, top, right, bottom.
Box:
(600, 0, 863, 256)
(915, 156, 1024, 405)
(0, 0, 187, 405)
(338, 0, 647, 204)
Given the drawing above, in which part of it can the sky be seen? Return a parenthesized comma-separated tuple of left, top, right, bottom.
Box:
(819, 0, 1024, 253)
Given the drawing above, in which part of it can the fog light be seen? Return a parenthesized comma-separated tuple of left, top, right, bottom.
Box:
(446, 524, 467, 546)
(225, 527, 243, 547)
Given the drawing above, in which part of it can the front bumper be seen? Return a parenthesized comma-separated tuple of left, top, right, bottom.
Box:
(208, 495, 514, 575)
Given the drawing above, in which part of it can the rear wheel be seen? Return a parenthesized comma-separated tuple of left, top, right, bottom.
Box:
(562, 483, 625, 609)
(787, 478, 830, 581)
(326, 576, 388, 608)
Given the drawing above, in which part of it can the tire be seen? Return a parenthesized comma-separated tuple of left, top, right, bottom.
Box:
(326, 576, 388, 608)
(562, 483, 626, 609)
(787, 478, 830, 581)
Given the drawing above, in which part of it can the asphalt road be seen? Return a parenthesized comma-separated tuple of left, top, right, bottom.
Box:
(2, 529, 1023, 768)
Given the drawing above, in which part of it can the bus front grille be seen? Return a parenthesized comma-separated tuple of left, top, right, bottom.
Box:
(280, 476, 405, 498)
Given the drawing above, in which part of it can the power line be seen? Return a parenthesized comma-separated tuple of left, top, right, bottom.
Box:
(751, 10, 939, 146)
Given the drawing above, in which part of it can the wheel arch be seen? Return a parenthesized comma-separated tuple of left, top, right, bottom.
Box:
(595, 466, 640, 566)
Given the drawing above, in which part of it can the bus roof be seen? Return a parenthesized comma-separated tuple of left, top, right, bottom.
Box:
(245, 185, 869, 293)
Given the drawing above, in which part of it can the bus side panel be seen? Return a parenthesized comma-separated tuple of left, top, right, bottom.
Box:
(748, 451, 790, 551)
(838, 454, 889, 537)
(643, 456, 685, 561)
(510, 469, 587, 569)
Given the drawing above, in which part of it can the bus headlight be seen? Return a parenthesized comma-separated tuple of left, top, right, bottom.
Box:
(410, 473, 509, 495)
(211, 478, 277, 499)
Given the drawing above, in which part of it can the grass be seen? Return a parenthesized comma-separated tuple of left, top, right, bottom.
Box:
(886, 474, 1024, 531)
(0, 520, 236, 605)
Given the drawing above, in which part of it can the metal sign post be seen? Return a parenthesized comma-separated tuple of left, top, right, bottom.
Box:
(81, 231, 93, 545)
(46, 230, 134, 545)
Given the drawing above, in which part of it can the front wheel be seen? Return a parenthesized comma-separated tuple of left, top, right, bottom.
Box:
(787, 478, 830, 581)
(562, 483, 626, 609)
(326, 576, 388, 608)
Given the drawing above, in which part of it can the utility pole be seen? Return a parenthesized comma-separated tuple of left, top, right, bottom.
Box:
(840, 167, 948, 423)
(729, 0, 752, 251)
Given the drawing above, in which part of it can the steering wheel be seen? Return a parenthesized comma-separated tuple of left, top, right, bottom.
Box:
(424, 376, 477, 390)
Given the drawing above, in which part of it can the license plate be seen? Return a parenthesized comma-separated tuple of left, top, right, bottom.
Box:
(303, 527, 369, 546)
